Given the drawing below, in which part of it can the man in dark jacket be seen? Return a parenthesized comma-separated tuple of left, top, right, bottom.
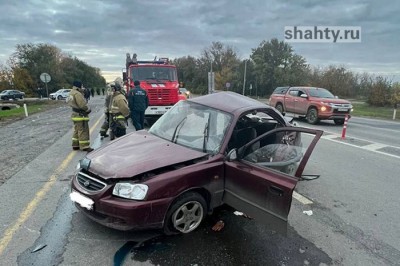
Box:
(128, 80, 149, 130)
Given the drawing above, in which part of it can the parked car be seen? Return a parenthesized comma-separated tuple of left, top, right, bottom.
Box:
(0, 90, 25, 100)
(50, 89, 71, 100)
(70, 92, 323, 235)
(269, 86, 353, 125)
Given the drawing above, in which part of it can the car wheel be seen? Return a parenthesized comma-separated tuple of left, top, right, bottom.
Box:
(334, 118, 345, 125)
(306, 108, 319, 124)
(3, 96, 9, 101)
(57, 95, 62, 100)
(163, 192, 207, 235)
(275, 103, 284, 114)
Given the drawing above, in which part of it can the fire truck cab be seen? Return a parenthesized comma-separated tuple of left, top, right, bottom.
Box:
(124, 53, 180, 121)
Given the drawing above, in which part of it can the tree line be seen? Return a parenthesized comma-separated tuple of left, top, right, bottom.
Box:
(1, 40, 398, 107)
(173, 39, 400, 107)
(0, 43, 106, 97)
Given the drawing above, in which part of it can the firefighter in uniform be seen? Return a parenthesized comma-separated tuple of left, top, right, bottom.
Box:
(128, 80, 149, 130)
(109, 83, 130, 140)
(99, 84, 113, 138)
(66, 81, 93, 152)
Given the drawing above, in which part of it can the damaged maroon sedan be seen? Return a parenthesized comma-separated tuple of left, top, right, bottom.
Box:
(70, 92, 323, 235)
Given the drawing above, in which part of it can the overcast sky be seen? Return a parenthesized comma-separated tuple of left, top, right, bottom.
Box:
(0, 0, 399, 82)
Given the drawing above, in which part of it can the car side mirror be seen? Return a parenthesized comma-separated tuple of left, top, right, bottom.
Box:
(334, 95, 339, 99)
(300, 94, 308, 98)
(227, 149, 237, 161)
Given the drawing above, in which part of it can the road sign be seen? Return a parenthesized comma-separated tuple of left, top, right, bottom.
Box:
(40, 73, 51, 98)
(40, 73, 51, 83)
(249, 84, 253, 90)
(225, 82, 231, 88)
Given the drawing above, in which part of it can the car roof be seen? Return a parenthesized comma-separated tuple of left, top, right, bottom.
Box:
(189, 91, 271, 115)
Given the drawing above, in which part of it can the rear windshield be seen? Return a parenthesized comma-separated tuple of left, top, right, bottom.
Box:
(272, 87, 289, 94)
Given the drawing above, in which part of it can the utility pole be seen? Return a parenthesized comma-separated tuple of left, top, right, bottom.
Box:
(242, 59, 247, 95)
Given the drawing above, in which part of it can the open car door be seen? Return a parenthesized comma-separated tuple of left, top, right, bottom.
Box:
(224, 127, 323, 234)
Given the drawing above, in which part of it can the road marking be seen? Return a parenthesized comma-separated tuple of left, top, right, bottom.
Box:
(321, 135, 400, 160)
(293, 191, 313, 205)
(0, 115, 103, 256)
(362, 143, 387, 151)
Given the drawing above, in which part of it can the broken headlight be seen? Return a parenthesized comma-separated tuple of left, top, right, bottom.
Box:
(112, 183, 148, 200)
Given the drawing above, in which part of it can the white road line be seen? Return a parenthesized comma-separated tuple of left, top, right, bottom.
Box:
(321, 135, 400, 159)
(321, 134, 338, 140)
(362, 143, 387, 151)
(293, 191, 313, 205)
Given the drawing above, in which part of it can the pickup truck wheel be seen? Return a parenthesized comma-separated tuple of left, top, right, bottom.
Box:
(334, 119, 345, 125)
(306, 108, 319, 124)
(57, 95, 62, 100)
(163, 192, 206, 235)
(275, 103, 284, 114)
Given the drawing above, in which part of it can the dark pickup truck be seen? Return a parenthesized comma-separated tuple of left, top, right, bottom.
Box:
(269, 86, 353, 125)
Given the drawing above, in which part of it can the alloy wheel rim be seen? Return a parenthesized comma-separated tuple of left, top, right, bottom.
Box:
(172, 201, 204, 233)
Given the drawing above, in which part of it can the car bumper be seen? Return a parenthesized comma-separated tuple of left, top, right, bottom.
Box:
(71, 177, 173, 231)
(319, 113, 351, 120)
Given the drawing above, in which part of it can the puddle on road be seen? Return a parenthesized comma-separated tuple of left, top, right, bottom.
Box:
(113, 236, 170, 266)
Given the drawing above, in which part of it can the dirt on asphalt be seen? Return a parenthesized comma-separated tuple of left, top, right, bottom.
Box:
(0, 102, 73, 185)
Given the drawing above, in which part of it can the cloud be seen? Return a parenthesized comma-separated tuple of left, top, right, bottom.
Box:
(0, 0, 399, 82)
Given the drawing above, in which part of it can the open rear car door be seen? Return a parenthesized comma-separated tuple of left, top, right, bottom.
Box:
(224, 127, 323, 234)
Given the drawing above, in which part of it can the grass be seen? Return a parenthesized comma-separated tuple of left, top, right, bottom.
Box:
(351, 103, 400, 121)
(0, 100, 65, 122)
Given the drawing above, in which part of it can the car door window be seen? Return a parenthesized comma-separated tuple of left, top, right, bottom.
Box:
(240, 127, 323, 178)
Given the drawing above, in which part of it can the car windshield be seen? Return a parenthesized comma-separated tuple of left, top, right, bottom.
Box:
(308, 88, 335, 98)
(131, 66, 178, 81)
(149, 100, 233, 154)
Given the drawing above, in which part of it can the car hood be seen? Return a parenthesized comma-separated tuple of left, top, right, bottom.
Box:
(86, 130, 207, 180)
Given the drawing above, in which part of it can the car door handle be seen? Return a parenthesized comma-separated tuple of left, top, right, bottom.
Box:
(269, 186, 284, 196)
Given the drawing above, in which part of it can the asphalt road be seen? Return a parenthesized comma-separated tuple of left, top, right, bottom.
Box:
(0, 95, 399, 265)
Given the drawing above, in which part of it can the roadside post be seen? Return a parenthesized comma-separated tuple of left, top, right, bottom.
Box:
(393, 103, 397, 120)
(23, 103, 28, 117)
(341, 114, 349, 139)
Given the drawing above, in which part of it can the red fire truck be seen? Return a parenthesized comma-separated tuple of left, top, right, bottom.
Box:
(124, 53, 184, 122)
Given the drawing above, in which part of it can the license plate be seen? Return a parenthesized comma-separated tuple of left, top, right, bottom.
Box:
(155, 111, 166, 114)
(338, 108, 348, 112)
(70, 191, 94, 210)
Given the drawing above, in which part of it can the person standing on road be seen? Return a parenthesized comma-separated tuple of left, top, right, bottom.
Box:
(109, 83, 130, 140)
(128, 80, 149, 130)
(99, 85, 113, 138)
(84, 87, 90, 102)
(101, 87, 105, 95)
(66, 81, 93, 152)
(90, 87, 95, 98)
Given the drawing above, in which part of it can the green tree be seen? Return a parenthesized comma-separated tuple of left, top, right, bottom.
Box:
(251, 38, 309, 96)
(367, 76, 391, 106)
(7, 43, 106, 95)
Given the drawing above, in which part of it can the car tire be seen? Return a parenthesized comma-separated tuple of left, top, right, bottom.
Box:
(163, 192, 207, 235)
(275, 103, 284, 114)
(3, 96, 9, 101)
(57, 95, 62, 100)
(334, 118, 345, 125)
(306, 108, 319, 124)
